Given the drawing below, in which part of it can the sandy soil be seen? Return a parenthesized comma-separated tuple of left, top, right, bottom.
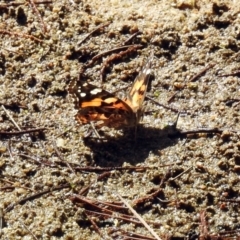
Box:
(0, 0, 240, 239)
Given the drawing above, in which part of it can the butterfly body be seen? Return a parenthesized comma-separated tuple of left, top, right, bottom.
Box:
(68, 54, 153, 129)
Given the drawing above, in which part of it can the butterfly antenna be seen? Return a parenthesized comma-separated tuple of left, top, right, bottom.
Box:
(172, 112, 181, 129)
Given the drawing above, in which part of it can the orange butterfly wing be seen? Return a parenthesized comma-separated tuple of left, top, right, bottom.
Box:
(68, 53, 153, 128)
(68, 81, 136, 128)
(124, 54, 153, 121)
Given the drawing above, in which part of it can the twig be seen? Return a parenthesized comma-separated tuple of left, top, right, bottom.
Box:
(2, 105, 21, 130)
(70, 194, 162, 227)
(0, 128, 46, 136)
(218, 229, 240, 237)
(121, 31, 140, 46)
(86, 44, 142, 67)
(18, 154, 55, 166)
(169, 166, 193, 181)
(85, 209, 162, 227)
(132, 188, 162, 206)
(0, 102, 27, 109)
(55, 127, 73, 138)
(4, 184, 71, 213)
(84, 212, 104, 238)
(85, 209, 144, 226)
(167, 92, 178, 103)
(109, 227, 155, 240)
(219, 198, 240, 203)
(77, 22, 110, 46)
(78, 171, 111, 195)
(199, 210, 209, 240)
(74, 165, 151, 172)
(0, 0, 52, 8)
(133, 170, 171, 206)
(0, 30, 44, 43)
(1, 177, 37, 191)
(34, 0, 53, 4)
(53, 141, 75, 174)
(7, 140, 14, 161)
(20, 221, 38, 240)
(100, 44, 140, 82)
(167, 62, 216, 103)
(0, 208, 3, 234)
(0, 2, 24, 8)
(146, 96, 180, 113)
(28, 0, 47, 33)
(116, 193, 162, 240)
(70, 195, 111, 213)
(188, 62, 216, 82)
(217, 71, 240, 77)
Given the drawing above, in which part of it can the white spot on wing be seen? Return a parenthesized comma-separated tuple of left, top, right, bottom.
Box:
(90, 88, 102, 95)
(80, 92, 86, 97)
(143, 68, 151, 75)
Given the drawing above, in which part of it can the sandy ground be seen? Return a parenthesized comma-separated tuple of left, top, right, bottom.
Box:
(0, 0, 240, 239)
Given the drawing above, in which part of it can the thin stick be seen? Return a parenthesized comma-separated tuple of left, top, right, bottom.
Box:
(53, 141, 75, 174)
(0, 128, 46, 136)
(2, 105, 21, 130)
(0, 30, 43, 43)
(86, 44, 142, 67)
(188, 62, 216, 82)
(218, 71, 240, 77)
(199, 210, 209, 239)
(0, 208, 3, 234)
(20, 221, 38, 240)
(0, 102, 27, 109)
(116, 193, 162, 240)
(146, 96, 179, 113)
(0, 2, 24, 8)
(219, 198, 240, 203)
(55, 126, 73, 138)
(132, 188, 162, 206)
(168, 62, 216, 103)
(85, 212, 104, 238)
(169, 166, 193, 181)
(28, 0, 47, 33)
(18, 153, 55, 166)
(77, 22, 110, 46)
(7, 140, 14, 161)
(100, 44, 140, 83)
(85, 209, 144, 226)
(84, 209, 162, 227)
(34, 0, 53, 4)
(121, 31, 140, 46)
(109, 228, 155, 240)
(1, 178, 32, 191)
(0, 0, 52, 8)
(4, 184, 71, 213)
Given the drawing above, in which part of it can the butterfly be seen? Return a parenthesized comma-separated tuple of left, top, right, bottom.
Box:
(68, 54, 153, 129)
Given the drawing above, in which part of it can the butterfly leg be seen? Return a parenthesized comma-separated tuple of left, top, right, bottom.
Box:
(90, 122, 101, 138)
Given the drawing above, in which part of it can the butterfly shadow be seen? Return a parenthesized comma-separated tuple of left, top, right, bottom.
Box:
(83, 125, 181, 167)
